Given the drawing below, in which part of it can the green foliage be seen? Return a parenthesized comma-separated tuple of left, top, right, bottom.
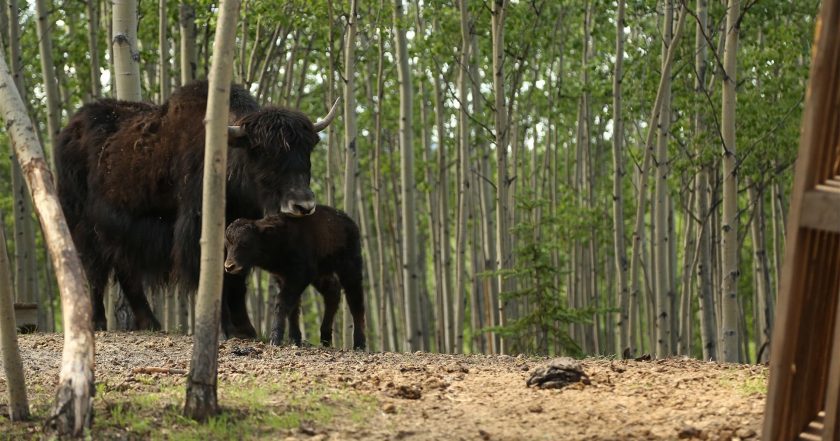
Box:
(488, 190, 590, 356)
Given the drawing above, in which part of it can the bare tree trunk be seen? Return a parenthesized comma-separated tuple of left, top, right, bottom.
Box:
(0, 221, 29, 420)
(693, 0, 716, 361)
(159, 0, 171, 102)
(112, 0, 142, 100)
(180, 3, 197, 85)
(183, 0, 240, 420)
(748, 183, 773, 363)
(86, 0, 102, 98)
(654, 0, 673, 358)
(392, 0, 421, 352)
(433, 55, 453, 354)
(7, 0, 39, 331)
(612, 0, 629, 356)
(491, 0, 509, 354)
(372, 8, 388, 351)
(1, 49, 94, 436)
(341, 0, 359, 351)
(34, 0, 60, 169)
(453, 0, 471, 354)
(720, 0, 741, 363)
(628, 4, 687, 358)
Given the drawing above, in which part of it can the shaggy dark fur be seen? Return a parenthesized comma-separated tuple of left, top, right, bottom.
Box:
(224, 206, 366, 350)
(55, 81, 320, 337)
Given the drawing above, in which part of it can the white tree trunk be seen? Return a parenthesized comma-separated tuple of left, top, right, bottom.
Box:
(0, 47, 94, 437)
(0, 222, 30, 420)
(612, 0, 629, 356)
(654, 0, 673, 358)
(112, 0, 142, 100)
(159, 0, 171, 102)
(393, 0, 421, 352)
(34, 0, 61, 168)
(491, 0, 509, 355)
(180, 3, 197, 85)
(453, 0, 471, 354)
(183, 0, 240, 420)
(720, 0, 741, 363)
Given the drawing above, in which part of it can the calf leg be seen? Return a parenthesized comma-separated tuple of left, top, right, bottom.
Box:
(336, 266, 366, 350)
(114, 267, 160, 330)
(270, 275, 308, 346)
(222, 272, 257, 339)
(313, 275, 341, 347)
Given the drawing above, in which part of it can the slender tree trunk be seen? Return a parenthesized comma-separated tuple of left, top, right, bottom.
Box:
(86, 0, 102, 98)
(654, 0, 673, 358)
(372, 8, 388, 351)
(112, 0, 142, 100)
(720, 0, 741, 363)
(628, 4, 687, 358)
(326, 0, 337, 207)
(748, 183, 773, 363)
(612, 0, 629, 356)
(7, 0, 39, 330)
(453, 0, 471, 354)
(183, 0, 240, 420)
(491, 0, 509, 354)
(393, 0, 421, 352)
(1, 49, 94, 437)
(180, 3, 197, 85)
(0, 221, 29, 421)
(34, 0, 60, 169)
(340, 1, 359, 350)
(693, 0, 717, 361)
(433, 60, 453, 354)
(159, 0, 171, 102)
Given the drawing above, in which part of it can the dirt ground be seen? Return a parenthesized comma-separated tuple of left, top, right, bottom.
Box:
(0, 333, 767, 440)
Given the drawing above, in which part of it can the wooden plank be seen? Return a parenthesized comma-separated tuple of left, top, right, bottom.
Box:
(765, 0, 840, 437)
(824, 282, 840, 439)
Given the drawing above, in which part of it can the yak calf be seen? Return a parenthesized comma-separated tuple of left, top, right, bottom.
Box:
(224, 206, 366, 349)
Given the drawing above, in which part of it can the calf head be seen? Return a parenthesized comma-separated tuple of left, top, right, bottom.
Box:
(228, 100, 339, 217)
(224, 218, 260, 274)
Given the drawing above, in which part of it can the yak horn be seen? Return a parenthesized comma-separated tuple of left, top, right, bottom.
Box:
(312, 98, 341, 132)
(228, 125, 246, 138)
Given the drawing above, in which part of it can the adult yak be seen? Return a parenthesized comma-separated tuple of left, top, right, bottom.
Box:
(55, 81, 338, 338)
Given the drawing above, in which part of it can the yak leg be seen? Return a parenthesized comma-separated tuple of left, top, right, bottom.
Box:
(88, 268, 109, 331)
(270, 275, 307, 346)
(114, 267, 161, 330)
(337, 265, 366, 350)
(285, 282, 305, 346)
(313, 275, 341, 348)
(222, 271, 257, 339)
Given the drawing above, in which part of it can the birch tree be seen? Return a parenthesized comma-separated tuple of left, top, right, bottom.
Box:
(612, 0, 629, 354)
(393, 0, 421, 352)
(183, 0, 240, 421)
(34, 0, 60, 168)
(112, 0, 142, 100)
(159, 0, 171, 102)
(654, 0, 674, 358)
(720, 0, 741, 363)
(694, 0, 717, 360)
(0, 47, 94, 437)
(0, 221, 29, 421)
(180, 2, 198, 85)
(490, 0, 509, 354)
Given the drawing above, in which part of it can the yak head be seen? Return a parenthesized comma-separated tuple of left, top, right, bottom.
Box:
(227, 100, 339, 217)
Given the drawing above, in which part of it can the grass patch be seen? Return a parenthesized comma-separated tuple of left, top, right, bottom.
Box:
(719, 372, 768, 396)
(1, 372, 377, 440)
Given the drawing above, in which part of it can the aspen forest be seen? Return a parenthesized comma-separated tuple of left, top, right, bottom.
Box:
(1, 0, 820, 359)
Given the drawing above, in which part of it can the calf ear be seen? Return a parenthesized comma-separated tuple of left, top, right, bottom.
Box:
(228, 125, 251, 149)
